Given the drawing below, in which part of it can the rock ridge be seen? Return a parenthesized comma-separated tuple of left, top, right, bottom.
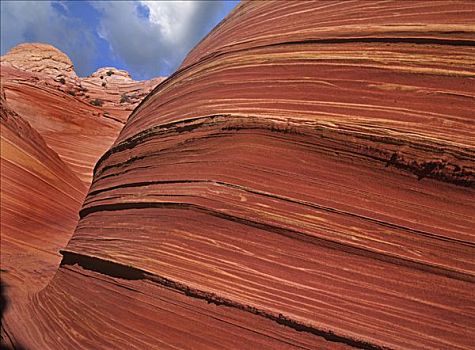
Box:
(2, 2, 475, 350)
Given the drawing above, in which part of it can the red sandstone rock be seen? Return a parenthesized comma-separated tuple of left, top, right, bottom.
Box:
(80, 67, 164, 124)
(0, 44, 164, 347)
(0, 92, 86, 331)
(1, 43, 77, 80)
(1, 44, 165, 183)
(2, 1, 475, 349)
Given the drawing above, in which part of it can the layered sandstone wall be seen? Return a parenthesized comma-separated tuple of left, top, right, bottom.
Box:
(2, 2, 475, 349)
(0, 92, 86, 314)
(1, 43, 164, 348)
(1, 43, 77, 79)
(1, 43, 165, 183)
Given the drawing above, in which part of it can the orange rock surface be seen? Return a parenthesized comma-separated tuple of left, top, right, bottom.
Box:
(1, 43, 78, 79)
(1, 43, 164, 183)
(1, 44, 163, 347)
(2, 1, 475, 349)
(0, 91, 86, 298)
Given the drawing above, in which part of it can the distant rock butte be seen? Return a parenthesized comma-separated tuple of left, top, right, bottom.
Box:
(89, 67, 132, 80)
(0, 43, 165, 182)
(1, 43, 77, 79)
(2, 2, 475, 350)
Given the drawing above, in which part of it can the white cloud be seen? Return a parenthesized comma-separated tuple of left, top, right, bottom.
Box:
(0, 1, 96, 76)
(144, 1, 197, 39)
(93, 1, 224, 78)
(1, 0, 228, 79)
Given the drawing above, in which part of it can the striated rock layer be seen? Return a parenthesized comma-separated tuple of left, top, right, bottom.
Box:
(0, 44, 164, 347)
(0, 92, 86, 344)
(1, 43, 78, 79)
(3, 1, 475, 349)
(1, 43, 164, 183)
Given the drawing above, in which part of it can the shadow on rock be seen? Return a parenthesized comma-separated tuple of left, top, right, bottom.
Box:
(1, 272, 28, 350)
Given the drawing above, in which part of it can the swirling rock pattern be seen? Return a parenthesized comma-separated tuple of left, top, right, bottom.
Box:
(1, 44, 164, 183)
(1, 43, 77, 79)
(0, 92, 86, 343)
(3, 1, 475, 349)
(0, 46, 163, 347)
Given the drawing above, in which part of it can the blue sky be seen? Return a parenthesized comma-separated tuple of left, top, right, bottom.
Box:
(1, 1, 239, 80)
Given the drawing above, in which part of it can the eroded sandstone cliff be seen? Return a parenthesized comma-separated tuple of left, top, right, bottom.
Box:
(1, 43, 164, 348)
(0, 91, 86, 299)
(2, 1, 475, 349)
(1, 43, 164, 183)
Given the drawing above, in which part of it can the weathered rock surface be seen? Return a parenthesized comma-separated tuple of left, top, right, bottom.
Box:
(1, 45, 164, 347)
(1, 44, 165, 183)
(1, 43, 77, 79)
(3, 1, 475, 349)
(0, 92, 86, 339)
(0, 65, 122, 184)
(80, 67, 164, 124)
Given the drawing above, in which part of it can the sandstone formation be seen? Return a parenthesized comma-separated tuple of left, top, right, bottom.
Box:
(1, 45, 163, 347)
(1, 43, 164, 183)
(2, 1, 475, 349)
(0, 65, 121, 184)
(80, 67, 163, 124)
(1, 43, 77, 80)
(0, 91, 86, 325)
